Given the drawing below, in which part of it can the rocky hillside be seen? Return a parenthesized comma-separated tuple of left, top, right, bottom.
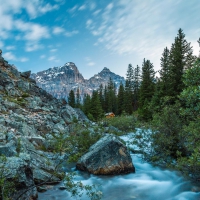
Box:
(31, 63, 125, 101)
(0, 52, 91, 199)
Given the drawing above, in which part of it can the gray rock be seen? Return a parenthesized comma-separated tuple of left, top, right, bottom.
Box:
(21, 70, 31, 78)
(0, 85, 4, 91)
(2, 156, 38, 200)
(60, 105, 78, 123)
(19, 123, 37, 137)
(9, 65, 20, 78)
(33, 169, 60, 184)
(17, 79, 30, 91)
(0, 141, 17, 157)
(6, 132, 16, 142)
(76, 134, 135, 175)
(0, 132, 6, 144)
(52, 116, 61, 123)
(59, 185, 67, 190)
(29, 78, 36, 84)
(37, 186, 47, 192)
(74, 108, 90, 122)
(0, 125, 7, 134)
(28, 136, 45, 146)
(0, 117, 5, 125)
(3, 100, 19, 109)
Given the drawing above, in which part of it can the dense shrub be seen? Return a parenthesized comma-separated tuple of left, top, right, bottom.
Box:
(103, 115, 136, 133)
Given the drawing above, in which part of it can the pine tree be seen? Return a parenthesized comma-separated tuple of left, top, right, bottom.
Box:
(90, 90, 103, 121)
(98, 84, 104, 111)
(124, 64, 134, 114)
(76, 88, 81, 108)
(117, 82, 124, 115)
(150, 47, 170, 111)
(160, 47, 170, 97)
(139, 59, 155, 120)
(104, 86, 108, 113)
(133, 65, 140, 110)
(167, 29, 195, 98)
(68, 90, 75, 107)
(82, 94, 92, 117)
(107, 78, 117, 114)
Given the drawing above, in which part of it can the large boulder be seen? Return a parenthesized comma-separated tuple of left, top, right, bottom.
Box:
(1, 156, 38, 200)
(74, 108, 90, 123)
(76, 134, 135, 175)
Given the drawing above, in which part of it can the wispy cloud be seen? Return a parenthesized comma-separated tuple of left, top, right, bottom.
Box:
(86, 19, 93, 29)
(88, 62, 95, 66)
(0, 0, 61, 52)
(50, 48, 57, 52)
(68, 5, 78, 13)
(53, 26, 65, 35)
(6, 45, 15, 50)
(15, 20, 50, 41)
(65, 30, 79, 37)
(3, 52, 16, 61)
(85, 57, 95, 66)
(3, 51, 29, 62)
(89, 2, 96, 10)
(0, 41, 3, 48)
(20, 57, 29, 62)
(87, 0, 200, 69)
(93, 9, 101, 16)
(40, 55, 46, 59)
(48, 56, 60, 62)
(25, 42, 43, 52)
(79, 4, 86, 11)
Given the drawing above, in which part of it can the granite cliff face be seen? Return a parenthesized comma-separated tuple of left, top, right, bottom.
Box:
(31, 63, 125, 101)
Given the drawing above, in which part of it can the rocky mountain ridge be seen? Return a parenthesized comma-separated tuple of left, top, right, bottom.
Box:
(31, 62, 125, 101)
(0, 53, 91, 199)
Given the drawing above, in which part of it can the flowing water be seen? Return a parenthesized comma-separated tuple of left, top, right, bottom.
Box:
(38, 134, 200, 200)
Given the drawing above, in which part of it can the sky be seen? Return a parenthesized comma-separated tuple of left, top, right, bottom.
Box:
(0, 0, 200, 79)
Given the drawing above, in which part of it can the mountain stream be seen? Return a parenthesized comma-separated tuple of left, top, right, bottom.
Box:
(38, 134, 200, 200)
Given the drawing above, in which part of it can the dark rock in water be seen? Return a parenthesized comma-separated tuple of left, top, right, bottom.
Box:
(76, 134, 135, 175)
(59, 185, 67, 190)
(21, 70, 31, 78)
(37, 186, 47, 193)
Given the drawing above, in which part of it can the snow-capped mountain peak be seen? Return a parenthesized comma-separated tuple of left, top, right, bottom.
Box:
(31, 63, 125, 100)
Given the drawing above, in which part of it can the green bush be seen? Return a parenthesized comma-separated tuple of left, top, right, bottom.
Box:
(21, 93, 30, 98)
(68, 130, 102, 162)
(103, 115, 136, 133)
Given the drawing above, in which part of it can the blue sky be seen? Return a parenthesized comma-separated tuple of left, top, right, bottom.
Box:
(0, 0, 200, 79)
